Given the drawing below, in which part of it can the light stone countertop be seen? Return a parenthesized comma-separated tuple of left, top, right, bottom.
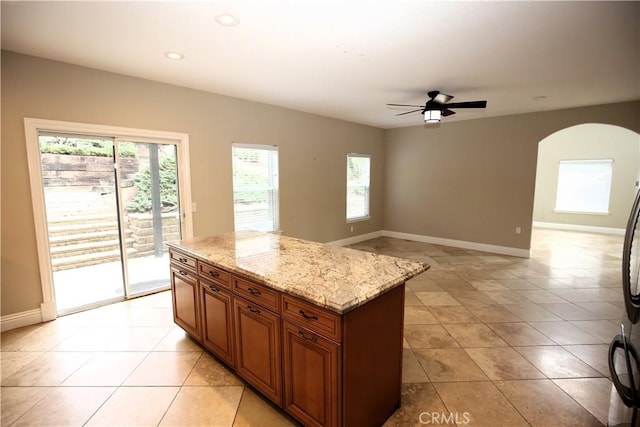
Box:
(167, 231, 429, 314)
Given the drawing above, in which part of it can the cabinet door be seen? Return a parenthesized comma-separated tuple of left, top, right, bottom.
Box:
(234, 296, 282, 405)
(170, 266, 200, 339)
(283, 320, 340, 427)
(200, 279, 234, 366)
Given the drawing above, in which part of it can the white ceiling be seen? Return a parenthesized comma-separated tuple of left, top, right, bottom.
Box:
(2, 1, 639, 129)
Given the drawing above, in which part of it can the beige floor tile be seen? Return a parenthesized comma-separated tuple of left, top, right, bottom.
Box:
(464, 304, 521, 323)
(104, 326, 172, 351)
(403, 324, 459, 349)
(563, 344, 611, 377)
(52, 326, 125, 351)
(123, 351, 201, 386)
(427, 305, 479, 323)
(449, 290, 496, 306)
(159, 386, 244, 426)
(414, 348, 488, 382)
(404, 306, 439, 324)
(414, 291, 460, 306)
(517, 289, 569, 303)
(482, 290, 531, 304)
(86, 386, 179, 426)
(464, 347, 545, 380)
(0, 325, 41, 351)
(442, 323, 507, 347)
(538, 302, 603, 321)
(0, 351, 44, 381)
(154, 326, 203, 351)
(233, 387, 295, 427)
(61, 351, 148, 386)
(404, 290, 424, 307)
(576, 302, 624, 320)
(128, 307, 176, 327)
(570, 319, 621, 342)
(553, 378, 614, 425)
(184, 353, 243, 386)
(468, 279, 509, 291)
(434, 279, 477, 292)
(530, 321, 603, 345)
(495, 278, 540, 290)
(1, 322, 82, 352)
(2, 351, 92, 386)
(407, 279, 443, 292)
(0, 387, 54, 426)
(434, 381, 529, 427)
(501, 303, 562, 321)
(486, 322, 555, 346)
(384, 383, 454, 426)
(10, 386, 114, 427)
(402, 348, 430, 383)
(515, 345, 603, 379)
(496, 379, 602, 426)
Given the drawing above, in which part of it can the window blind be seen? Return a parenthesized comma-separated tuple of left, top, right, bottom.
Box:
(232, 144, 279, 231)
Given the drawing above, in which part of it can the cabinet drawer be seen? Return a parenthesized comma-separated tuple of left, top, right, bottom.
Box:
(282, 295, 342, 341)
(233, 276, 280, 312)
(170, 250, 197, 271)
(198, 261, 230, 288)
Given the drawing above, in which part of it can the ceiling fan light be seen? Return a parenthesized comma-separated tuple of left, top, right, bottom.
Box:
(424, 109, 441, 123)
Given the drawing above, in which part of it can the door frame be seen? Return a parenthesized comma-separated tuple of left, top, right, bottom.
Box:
(24, 118, 193, 321)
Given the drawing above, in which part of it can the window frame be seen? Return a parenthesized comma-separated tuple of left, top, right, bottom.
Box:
(231, 142, 280, 232)
(346, 153, 371, 222)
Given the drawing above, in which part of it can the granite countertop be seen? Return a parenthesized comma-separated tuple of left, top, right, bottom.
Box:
(168, 231, 429, 314)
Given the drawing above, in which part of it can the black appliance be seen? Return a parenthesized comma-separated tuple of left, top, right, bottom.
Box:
(609, 189, 640, 426)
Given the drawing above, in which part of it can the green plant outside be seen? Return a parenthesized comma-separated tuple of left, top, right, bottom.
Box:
(126, 156, 178, 212)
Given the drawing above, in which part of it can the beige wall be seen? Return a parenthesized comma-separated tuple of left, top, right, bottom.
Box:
(383, 102, 640, 250)
(1, 51, 385, 316)
(533, 124, 640, 228)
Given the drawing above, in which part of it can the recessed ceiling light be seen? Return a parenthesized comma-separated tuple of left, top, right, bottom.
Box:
(164, 51, 184, 60)
(215, 13, 239, 26)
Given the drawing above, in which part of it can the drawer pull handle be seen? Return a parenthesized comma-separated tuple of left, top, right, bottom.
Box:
(247, 288, 262, 296)
(179, 270, 188, 276)
(247, 306, 261, 314)
(209, 285, 219, 293)
(298, 331, 317, 343)
(208, 270, 220, 278)
(178, 257, 188, 263)
(299, 310, 318, 321)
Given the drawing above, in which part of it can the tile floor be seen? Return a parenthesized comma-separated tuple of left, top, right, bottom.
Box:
(0, 228, 625, 426)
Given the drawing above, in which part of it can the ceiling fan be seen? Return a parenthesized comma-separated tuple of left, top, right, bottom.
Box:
(387, 91, 487, 123)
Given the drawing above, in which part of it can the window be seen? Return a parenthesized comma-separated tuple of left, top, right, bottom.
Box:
(554, 159, 613, 214)
(232, 143, 279, 231)
(347, 154, 371, 221)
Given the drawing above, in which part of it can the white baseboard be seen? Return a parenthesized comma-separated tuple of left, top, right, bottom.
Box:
(533, 221, 625, 235)
(326, 230, 383, 247)
(1, 308, 43, 332)
(382, 230, 531, 258)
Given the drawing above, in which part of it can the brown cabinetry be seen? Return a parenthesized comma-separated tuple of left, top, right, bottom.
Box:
(199, 279, 234, 366)
(170, 265, 200, 339)
(234, 296, 282, 405)
(169, 246, 406, 427)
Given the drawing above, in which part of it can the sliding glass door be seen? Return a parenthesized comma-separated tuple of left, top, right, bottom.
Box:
(38, 133, 182, 314)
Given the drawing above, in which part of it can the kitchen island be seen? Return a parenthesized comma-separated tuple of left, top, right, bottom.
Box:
(167, 231, 428, 427)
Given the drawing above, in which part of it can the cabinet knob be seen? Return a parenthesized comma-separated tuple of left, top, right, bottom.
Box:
(208, 270, 220, 278)
(299, 310, 318, 321)
(179, 270, 187, 276)
(298, 330, 318, 343)
(247, 305, 261, 314)
(178, 257, 188, 263)
(209, 285, 219, 293)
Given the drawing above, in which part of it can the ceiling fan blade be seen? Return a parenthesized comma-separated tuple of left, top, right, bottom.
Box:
(395, 109, 423, 116)
(441, 109, 456, 117)
(387, 103, 425, 107)
(444, 100, 487, 109)
(433, 93, 454, 104)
